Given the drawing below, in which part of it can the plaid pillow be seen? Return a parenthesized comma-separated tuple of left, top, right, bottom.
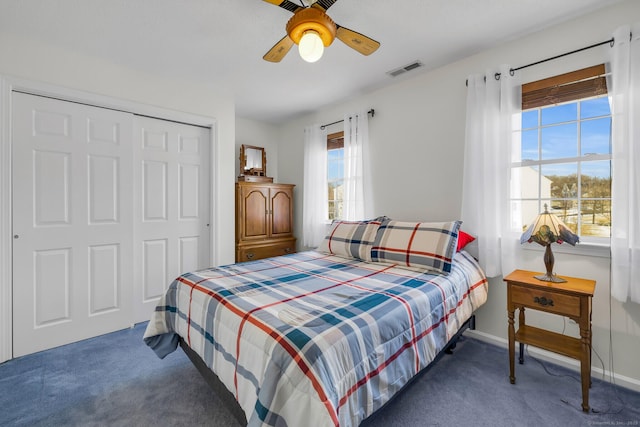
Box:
(371, 219, 462, 274)
(317, 217, 385, 261)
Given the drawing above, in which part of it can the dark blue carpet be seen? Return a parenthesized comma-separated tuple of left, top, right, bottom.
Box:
(1, 323, 638, 426)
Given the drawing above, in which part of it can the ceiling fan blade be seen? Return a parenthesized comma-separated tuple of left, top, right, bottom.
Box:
(310, 0, 339, 11)
(336, 26, 380, 56)
(262, 0, 302, 13)
(263, 35, 295, 62)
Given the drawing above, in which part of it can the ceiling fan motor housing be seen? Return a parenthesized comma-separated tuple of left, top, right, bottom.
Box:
(286, 7, 337, 46)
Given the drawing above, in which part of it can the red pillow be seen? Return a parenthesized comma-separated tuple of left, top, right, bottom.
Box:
(457, 230, 476, 252)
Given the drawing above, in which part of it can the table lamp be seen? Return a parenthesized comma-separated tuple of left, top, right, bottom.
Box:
(520, 204, 579, 283)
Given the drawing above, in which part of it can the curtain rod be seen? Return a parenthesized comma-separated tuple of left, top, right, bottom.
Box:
(465, 37, 615, 86)
(320, 109, 375, 130)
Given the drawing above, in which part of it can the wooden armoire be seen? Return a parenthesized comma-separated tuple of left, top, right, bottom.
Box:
(235, 182, 296, 262)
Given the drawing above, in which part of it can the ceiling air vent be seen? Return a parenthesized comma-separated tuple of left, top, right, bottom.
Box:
(387, 60, 423, 77)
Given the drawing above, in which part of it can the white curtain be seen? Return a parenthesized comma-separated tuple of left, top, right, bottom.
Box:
(343, 111, 373, 220)
(461, 65, 522, 278)
(302, 124, 328, 248)
(608, 24, 640, 303)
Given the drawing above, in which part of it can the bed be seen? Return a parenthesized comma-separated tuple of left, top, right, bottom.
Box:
(144, 218, 488, 427)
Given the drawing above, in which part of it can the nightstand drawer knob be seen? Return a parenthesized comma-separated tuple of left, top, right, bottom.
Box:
(534, 296, 554, 307)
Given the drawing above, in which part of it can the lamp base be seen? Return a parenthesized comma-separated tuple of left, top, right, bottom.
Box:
(534, 244, 568, 283)
(534, 273, 567, 283)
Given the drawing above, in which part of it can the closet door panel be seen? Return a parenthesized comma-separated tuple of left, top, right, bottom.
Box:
(12, 93, 134, 357)
(34, 248, 71, 326)
(142, 239, 168, 302)
(33, 150, 71, 225)
(88, 155, 120, 223)
(11, 92, 214, 357)
(142, 160, 168, 221)
(133, 117, 211, 322)
(88, 244, 120, 314)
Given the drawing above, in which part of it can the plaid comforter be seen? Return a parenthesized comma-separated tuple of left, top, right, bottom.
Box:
(144, 250, 488, 427)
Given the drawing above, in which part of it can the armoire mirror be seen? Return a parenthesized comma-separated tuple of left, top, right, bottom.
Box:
(240, 144, 267, 176)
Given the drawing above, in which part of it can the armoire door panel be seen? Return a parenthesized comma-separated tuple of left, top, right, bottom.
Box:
(271, 190, 293, 235)
(243, 189, 269, 238)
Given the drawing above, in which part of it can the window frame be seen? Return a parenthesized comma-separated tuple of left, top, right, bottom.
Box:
(513, 64, 612, 256)
(327, 131, 344, 221)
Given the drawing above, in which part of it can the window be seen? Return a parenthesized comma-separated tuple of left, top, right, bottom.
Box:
(512, 65, 611, 243)
(327, 131, 344, 220)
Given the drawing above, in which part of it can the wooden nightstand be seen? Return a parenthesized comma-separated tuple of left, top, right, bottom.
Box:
(503, 269, 596, 412)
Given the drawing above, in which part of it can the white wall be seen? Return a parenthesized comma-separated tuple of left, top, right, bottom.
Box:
(272, 0, 640, 390)
(0, 34, 237, 266)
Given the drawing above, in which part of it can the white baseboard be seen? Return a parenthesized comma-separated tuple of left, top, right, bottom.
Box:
(465, 329, 640, 394)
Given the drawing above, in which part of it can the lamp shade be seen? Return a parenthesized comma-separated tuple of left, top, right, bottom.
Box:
(520, 204, 579, 247)
(520, 204, 579, 283)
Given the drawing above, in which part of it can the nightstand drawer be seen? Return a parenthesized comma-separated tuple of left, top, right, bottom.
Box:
(510, 285, 580, 317)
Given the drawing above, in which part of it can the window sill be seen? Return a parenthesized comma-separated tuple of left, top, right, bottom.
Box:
(521, 241, 610, 258)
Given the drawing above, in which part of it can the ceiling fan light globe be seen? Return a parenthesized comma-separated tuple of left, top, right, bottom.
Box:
(299, 30, 324, 63)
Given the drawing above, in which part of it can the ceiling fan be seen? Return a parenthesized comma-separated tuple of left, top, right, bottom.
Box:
(262, 0, 380, 63)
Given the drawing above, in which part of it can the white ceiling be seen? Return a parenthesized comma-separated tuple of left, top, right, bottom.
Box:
(1, 0, 623, 124)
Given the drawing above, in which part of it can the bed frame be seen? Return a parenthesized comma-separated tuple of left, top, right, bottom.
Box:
(179, 314, 477, 426)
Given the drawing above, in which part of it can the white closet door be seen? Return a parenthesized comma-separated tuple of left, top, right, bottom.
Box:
(12, 93, 134, 357)
(133, 116, 211, 322)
